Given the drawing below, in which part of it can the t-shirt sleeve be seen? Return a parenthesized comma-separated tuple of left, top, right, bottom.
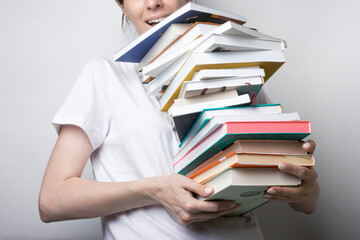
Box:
(52, 57, 111, 151)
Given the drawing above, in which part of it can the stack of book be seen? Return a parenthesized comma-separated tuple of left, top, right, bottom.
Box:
(114, 3, 314, 216)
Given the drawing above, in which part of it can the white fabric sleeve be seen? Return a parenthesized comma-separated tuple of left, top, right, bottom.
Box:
(52, 57, 111, 151)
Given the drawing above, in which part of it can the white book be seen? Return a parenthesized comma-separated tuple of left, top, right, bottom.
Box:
(207, 21, 286, 47)
(174, 112, 301, 172)
(171, 89, 239, 108)
(145, 54, 189, 97)
(142, 21, 286, 77)
(178, 75, 264, 99)
(169, 92, 250, 117)
(199, 168, 300, 216)
(191, 67, 265, 81)
(193, 33, 285, 53)
(159, 50, 286, 111)
(138, 23, 192, 69)
(142, 34, 204, 77)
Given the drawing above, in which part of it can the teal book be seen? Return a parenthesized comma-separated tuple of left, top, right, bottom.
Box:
(178, 104, 283, 148)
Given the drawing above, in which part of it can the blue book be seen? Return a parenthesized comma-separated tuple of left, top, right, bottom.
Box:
(113, 3, 246, 63)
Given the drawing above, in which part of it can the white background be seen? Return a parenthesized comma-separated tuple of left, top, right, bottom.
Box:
(1, 0, 359, 239)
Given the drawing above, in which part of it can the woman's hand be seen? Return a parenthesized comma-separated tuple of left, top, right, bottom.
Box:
(263, 140, 320, 214)
(150, 174, 240, 225)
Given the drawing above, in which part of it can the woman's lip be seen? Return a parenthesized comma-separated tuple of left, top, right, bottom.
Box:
(145, 14, 170, 22)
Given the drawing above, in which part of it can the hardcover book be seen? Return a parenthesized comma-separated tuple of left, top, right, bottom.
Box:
(199, 168, 300, 216)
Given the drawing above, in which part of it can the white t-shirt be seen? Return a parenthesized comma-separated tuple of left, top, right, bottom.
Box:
(53, 56, 265, 240)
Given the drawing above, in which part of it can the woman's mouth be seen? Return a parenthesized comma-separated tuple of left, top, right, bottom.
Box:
(146, 17, 167, 26)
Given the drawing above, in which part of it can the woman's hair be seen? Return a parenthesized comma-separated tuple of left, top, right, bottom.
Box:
(115, 0, 128, 29)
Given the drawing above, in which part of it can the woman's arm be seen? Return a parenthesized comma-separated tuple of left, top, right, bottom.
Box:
(263, 140, 320, 214)
(39, 125, 238, 224)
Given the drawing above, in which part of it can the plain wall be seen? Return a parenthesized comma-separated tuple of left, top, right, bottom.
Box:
(1, 0, 359, 239)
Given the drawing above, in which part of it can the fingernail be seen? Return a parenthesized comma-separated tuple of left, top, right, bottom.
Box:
(235, 203, 241, 209)
(303, 142, 311, 149)
(204, 187, 212, 194)
(278, 163, 286, 170)
(267, 189, 276, 194)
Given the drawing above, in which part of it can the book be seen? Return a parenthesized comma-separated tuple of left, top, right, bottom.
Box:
(169, 89, 251, 115)
(178, 75, 264, 99)
(159, 50, 286, 111)
(141, 22, 221, 69)
(138, 23, 192, 69)
(199, 168, 300, 216)
(175, 112, 302, 169)
(146, 59, 264, 97)
(188, 66, 265, 81)
(211, 21, 286, 46)
(142, 21, 287, 77)
(193, 33, 285, 53)
(186, 140, 308, 178)
(192, 153, 314, 184)
(169, 91, 252, 141)
(113, 2, 246, 62)
(178, 104, 283, 148)
(173, 121, 312, 174)
(145, 54, 189, 97)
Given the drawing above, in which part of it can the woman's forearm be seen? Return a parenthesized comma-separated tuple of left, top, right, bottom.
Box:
(39, 176, 159, 222)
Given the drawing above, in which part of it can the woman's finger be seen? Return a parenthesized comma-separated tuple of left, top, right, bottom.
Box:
(278, 163, 318, 182)
(302, 140, 316, 154)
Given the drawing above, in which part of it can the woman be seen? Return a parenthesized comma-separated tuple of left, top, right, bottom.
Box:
(39, 0, 319, 239)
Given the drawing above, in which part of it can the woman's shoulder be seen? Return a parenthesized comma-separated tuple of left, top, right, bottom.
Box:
(78, 56, 141, 87)
(83, 56, 137, 74)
